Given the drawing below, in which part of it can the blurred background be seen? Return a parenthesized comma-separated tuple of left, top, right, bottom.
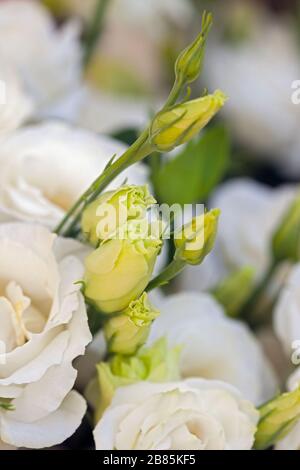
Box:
(35, 0, 300, 184)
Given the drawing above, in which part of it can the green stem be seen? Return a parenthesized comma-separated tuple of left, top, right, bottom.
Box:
(241, 259, 279, 327)
(55, 130, 151, 236)
(83, 0, 111, 67)
(146, 258, 186, 292)
(54, 77, 186, 237)
(163, 79, 183, 109)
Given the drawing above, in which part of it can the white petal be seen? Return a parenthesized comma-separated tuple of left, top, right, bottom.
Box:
(8, 363, 77, 423)
(1, 390, 86, 449)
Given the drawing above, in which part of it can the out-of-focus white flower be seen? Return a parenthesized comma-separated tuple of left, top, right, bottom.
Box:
(275, 368, 300, 450)
(93, 378, 259, 450)
(76, 88, 148, 134)
(108, 0, 193, 41)
(54, 0, 192, 38)
(211, 179, 295, 279)
(148, 292, 277, 405)
(84, 0, 194, 97)
(0, 0, 82, 119)
(0, 60, 33, 135)
(0, 223, 91, 448)
(274, 263, 300, 356)
(180, 179, 295, 291)
(0, 121, 147, 228)
(205, 16, 300, 175)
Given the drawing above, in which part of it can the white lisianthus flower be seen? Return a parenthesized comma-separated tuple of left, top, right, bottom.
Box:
(205, 14, 300, 175)
(56, 0, 192, 38)
(0, 0, 82, 119)
(108, 0, 193, 41)
(274, 264, 300, 356)
(148, 292, 277, 405)
(211, 179, 295, 279)
(0, 121, 147, 228)
(93, 379, 259, 450)
(0, 61, 33, 135)
(0, 223, 91, 448)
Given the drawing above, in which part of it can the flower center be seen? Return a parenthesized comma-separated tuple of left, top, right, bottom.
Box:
(1, 281, 31, 347)
(0, 281, 46, 351)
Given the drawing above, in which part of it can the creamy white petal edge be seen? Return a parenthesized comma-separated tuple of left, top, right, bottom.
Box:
(148, 292, 277, 405)
(93, 379, 259, 450)
(0, 59, 33, 136)
(274, 263, 300, 355)
(0, 0, 82, 117)
(0, 121, 147, 228)
(0, 223, 92, 448)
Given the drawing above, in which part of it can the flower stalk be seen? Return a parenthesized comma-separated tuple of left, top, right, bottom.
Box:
(55, 13, 225, 238)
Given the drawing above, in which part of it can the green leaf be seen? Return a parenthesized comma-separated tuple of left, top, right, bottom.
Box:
(152, 125, 230, 205)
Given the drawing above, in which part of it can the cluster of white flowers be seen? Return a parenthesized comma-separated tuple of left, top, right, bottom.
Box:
(0, 0, 299, 454)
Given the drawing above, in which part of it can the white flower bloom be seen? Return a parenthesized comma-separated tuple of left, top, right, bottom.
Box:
(108, 0, 193, 41)
(58, 0, 192, 38)
(0, 121, 147, 228)
(205, 16, 300, 175)
(0, 0, 82, 118)
(148, 292, 277, 405)
(211, 179, 295, 279)
(82, 0, 193, 98)
(93, 379, 259, 450)
(0, 223, 91, 448)
(0, 61, 33, 135)
(274, 264, 300, 356)
(76, 88, 148, 134)
(180, 179, 295, 292)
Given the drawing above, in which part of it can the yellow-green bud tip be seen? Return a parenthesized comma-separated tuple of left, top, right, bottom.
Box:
(104, 293, 160, 355)
(174, 208, 221, 265)
(150, 91, 228, 152)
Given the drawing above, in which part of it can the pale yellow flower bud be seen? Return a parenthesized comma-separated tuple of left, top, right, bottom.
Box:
(81, 185, 156, 246)
(104, 293, 159, 355)
(255, 386, 300, 450)
(174, 208, 220, 265)
(150, 91, 227, 152)
(175, 12, 212, 85)
(84, 222, 162, 314)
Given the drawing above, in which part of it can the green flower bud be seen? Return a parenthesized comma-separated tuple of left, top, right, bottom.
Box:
(174, 208, 220, 265)
(0, 399, 14, 411)
(272, 192, 300, 263)
(104, 293, 160, 355)
(84, 221, 162, 314)
(255, 386, 300, 450)
(81, 185, 156, 246)
(95, 339, 181, 420)
(150, 90, 227, 152)
(175, 12, 212, 85)
(212, 266, 255, 317)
